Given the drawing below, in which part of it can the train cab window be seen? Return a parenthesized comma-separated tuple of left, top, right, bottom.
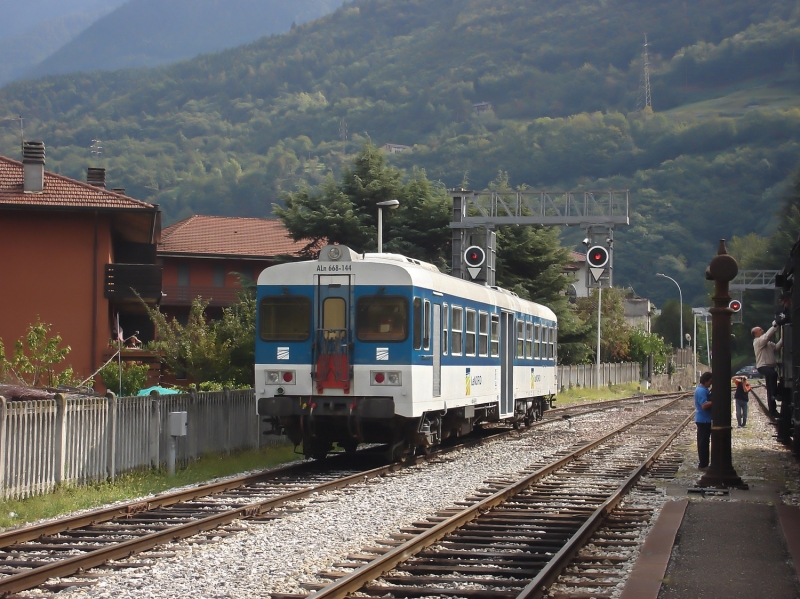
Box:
(356, 296, 408, 341)
(465, 309, 477, 356)
(525, 322, 533, 359)
(478, 312, 489, 357)
(424, 300, 431, 351)
(259, 296, 311, 341)
(490, 314, 500, 357)
(442, 304, 449, 356)
(516, 320, 524, 358)
(534, 324, 541, 359)
(451, 306, 463, 356)
(413, 297, 422, 349)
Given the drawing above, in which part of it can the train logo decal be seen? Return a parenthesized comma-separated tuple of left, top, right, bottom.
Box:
(376, 347, 389, 361)
(466, 368, 471, 396)
(277, 347, 289, 360)
(531, 367, 535, 390)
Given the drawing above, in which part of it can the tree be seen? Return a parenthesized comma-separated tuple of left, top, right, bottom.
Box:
(276, 142, 451, 264)
(652, 299, 694, 349)
(0, 318, 77, 388)
(628, 328, 671, 374)
(574, 287, 632, 362)
(141, 292, 256, 388)
(99, 361, 150, 397)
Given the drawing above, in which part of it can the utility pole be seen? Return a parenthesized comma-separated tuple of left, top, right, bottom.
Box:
(637, 34, 652, 111)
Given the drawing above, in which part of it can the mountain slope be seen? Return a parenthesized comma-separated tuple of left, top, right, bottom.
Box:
(0, 0, 798, 305)
(0, 0, 127, 86)
(26, 0, 346, 78)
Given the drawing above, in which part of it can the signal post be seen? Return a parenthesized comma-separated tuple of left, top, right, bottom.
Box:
(699, 240, 746, 489)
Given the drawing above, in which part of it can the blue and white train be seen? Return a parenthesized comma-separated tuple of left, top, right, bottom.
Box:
(255, 244, 558, 461)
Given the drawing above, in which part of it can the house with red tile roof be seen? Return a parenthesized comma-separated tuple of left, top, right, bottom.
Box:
(158, 215, 309, 322)
(0, 142, 162, 387)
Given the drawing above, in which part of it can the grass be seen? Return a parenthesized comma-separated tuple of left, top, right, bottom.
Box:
(554, 382, 655, 406)
(0, 443, 299, 531)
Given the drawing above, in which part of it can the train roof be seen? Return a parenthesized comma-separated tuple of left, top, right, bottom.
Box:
(258, 245, 557, 321)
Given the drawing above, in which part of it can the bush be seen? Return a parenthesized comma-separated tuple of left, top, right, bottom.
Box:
(99, 361, 149, 397)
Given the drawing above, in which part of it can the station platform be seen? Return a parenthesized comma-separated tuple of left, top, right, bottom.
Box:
(621, 388, 800, 599)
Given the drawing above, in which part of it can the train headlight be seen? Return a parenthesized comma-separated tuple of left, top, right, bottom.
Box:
(371, 371, 401, 386)
(266, 371, 280, 384)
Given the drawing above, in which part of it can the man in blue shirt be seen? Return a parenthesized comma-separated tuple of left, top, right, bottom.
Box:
(694, 371, 713, 469)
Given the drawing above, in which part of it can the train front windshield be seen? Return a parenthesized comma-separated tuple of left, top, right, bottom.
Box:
(356, 296, 408, 341)
(259, 296, 311, 340)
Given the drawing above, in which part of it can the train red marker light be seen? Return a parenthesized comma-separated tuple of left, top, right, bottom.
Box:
(374, 372, 385, 384)
(282, 371, 293, 383)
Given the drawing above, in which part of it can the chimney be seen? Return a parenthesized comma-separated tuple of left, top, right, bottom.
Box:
(87, 167, 106, 188)
(111, 188, 126, 195)
(22, 141, 45, 193)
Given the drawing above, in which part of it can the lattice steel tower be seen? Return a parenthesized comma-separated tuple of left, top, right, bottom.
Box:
(637, 34, 652, 111)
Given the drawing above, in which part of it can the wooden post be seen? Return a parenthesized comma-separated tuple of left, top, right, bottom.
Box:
(106, 392, 117, 482)
(54, 393, 67, 485)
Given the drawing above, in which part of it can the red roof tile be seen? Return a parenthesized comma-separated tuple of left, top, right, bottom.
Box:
(159, 215, 308, 258)
(0, 156, 156, 210)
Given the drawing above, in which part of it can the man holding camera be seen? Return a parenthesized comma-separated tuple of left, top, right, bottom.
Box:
(751, 321, 783, 417)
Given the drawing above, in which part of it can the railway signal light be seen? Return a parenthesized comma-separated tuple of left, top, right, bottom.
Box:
(729, 299, 742, 312)
(586, 246, 609, 268)
(464, 245, 486, 280)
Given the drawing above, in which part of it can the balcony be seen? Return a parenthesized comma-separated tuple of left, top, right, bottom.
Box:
(161, 285, 242, 307)
(105, 264, 163, 301)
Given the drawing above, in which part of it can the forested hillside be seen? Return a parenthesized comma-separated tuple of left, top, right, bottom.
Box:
(26, 0, 347, 78)
(1, 0, 799, 305)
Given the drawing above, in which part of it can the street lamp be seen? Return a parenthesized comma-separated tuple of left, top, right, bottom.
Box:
(376, 199, 400, 253)
(656, 273, 683, 349)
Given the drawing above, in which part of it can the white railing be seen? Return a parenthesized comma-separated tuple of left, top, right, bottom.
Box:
(0, 389, 277, 500)
(557, 362, 642, 390)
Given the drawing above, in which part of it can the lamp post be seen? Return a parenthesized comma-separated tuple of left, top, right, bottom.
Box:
(376, 199, 400, 253)
(656, 273, 683, 349)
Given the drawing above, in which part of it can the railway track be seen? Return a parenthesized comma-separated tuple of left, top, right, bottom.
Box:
(273, 394, 691, 599)
(0, 391, 682, 597)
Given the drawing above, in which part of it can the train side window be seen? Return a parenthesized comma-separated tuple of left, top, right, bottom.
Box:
(424, 300, 431, 350)
(478, 312, 489, 357)
(549, 325, 555, 359)
(553, 326, 558, 362)
(465, 309, 477, 356)
(442, 304, 449, 356)
(490, 314, 500, 357)
(451, 306, 463, 356)
(413, 297, 422, 350)
(516, 320, 524, 358)
(534, 324, 541, 359)
(259, 296, 311, 341)
(525, 322, 533, 359)
(356, 295, 408, 341)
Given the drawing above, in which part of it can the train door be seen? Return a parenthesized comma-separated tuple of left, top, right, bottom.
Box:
(314, 275, 352, 393)
(500, 311, 515, 417)
(433, 304, 441, 397)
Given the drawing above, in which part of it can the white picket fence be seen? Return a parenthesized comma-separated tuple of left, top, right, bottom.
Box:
(557, 362, 642, 390)
(1, 363, 642, 500)
(0, 389, 272, 500)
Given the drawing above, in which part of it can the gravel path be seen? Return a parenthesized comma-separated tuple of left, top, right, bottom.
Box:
(16, 393, 798, 599)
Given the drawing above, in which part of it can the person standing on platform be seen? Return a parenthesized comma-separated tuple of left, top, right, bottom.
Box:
(694, 372, 713, 469)
(732, 375, 751, 427)
(752, 323, 783, 417)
